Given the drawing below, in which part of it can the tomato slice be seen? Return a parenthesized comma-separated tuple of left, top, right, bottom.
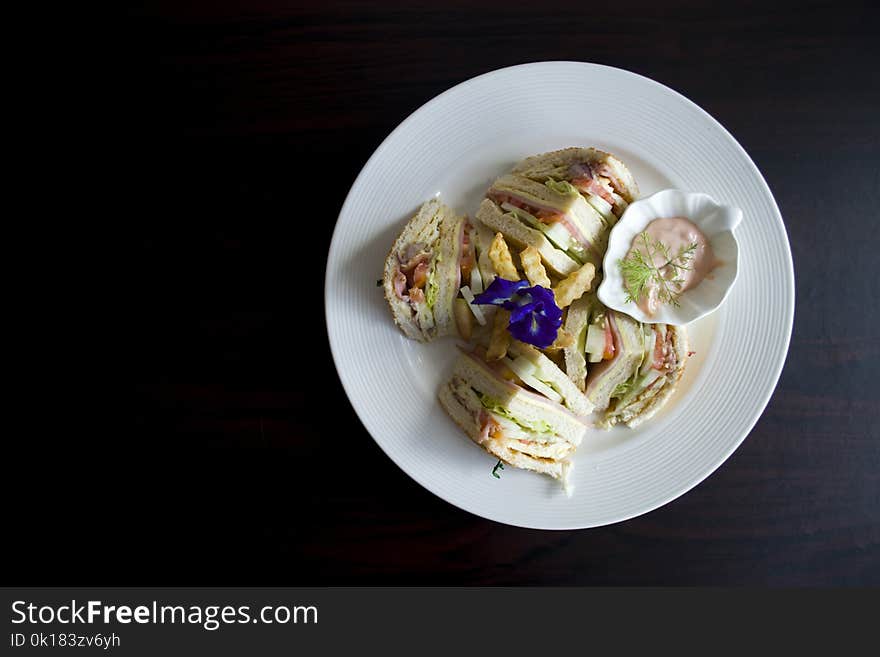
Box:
(536, 210, 564, 224)
(412, 261, 429, 289)
(460, 228, 475, 282)
(603, 320, 616, 360)
(652, 328, 666, 370)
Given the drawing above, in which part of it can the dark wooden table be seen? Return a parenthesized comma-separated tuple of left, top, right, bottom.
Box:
(69, 1, 880, 584)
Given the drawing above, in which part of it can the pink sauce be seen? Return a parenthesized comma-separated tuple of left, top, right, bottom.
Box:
(626, 217, 717, 316)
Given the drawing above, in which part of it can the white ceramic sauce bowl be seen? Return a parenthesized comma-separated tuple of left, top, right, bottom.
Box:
(597, 189, 742, 325)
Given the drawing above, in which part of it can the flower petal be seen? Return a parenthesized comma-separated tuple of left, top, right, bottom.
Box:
(505, 284, 562, 348)
(520, 285, 559, 311)
(472, 277, 529, 306)
(471, 280, 562, 348)
(508, 310, 561, 348)
(508, 300, 538, 323)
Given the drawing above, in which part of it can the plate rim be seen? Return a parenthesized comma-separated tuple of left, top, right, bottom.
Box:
(325, 61, 795, 529)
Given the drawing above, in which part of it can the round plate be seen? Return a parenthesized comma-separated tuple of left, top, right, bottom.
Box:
(325, 62, 794, 529)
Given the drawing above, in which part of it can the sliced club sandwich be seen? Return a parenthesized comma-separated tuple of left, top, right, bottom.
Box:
(438, 349, 589, 490)
(583, 309, 645, 411)
(384, 199, 495, 342)
(601, 322, 688, 428)
(477, 173, 610, 273)
(563, 300, 690, 427)
(511, 147, 640, 222)
(469, 329, 595, 417)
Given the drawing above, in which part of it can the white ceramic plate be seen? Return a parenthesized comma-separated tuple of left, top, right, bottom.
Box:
(325, 62, 794, 529)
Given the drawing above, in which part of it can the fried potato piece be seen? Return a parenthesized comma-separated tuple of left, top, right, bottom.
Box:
(520, 246, 552, 288)
(452, 298, 474, 342)
(552, 262, 596, 308)
(486, 309, 511, 361)
(542, 329, 575, 351)
(489, 233, 519, 280)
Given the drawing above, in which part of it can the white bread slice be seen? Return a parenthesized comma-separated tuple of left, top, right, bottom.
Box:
(432, 209, 465, 336)
(491, 173, 579, 208)
(475, 199, 579, 277)
(383, 199, 463, 342)
(600, 325, 689, 428)
(507, 340, 594, 417)
(562, 295, 593, 392)
(438, 382, 573, 484)
(511, 147, 640, 204)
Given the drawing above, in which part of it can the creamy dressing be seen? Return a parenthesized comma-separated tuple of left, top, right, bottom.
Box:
(626, 217, 717, 316)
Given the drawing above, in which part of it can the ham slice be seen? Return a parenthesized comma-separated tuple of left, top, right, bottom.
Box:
(400, 252, 430, 276)
(395, 252, 430, 303)
(569, 162, 624, 214)
(595, 164, 626, 196)
(487, 190, 559, 216)
(412, 261, 429, 289)
(392, 270, 408, 299)
(478, 412, 503, 443)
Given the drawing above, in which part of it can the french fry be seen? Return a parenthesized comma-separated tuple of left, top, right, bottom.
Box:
(520, 246, 552, 288)
(452, 298, 474, 342)
(543, 329, 575, 351)
(486, 309, 511, 361)
(552, 262, 596, 308)
(488, 232, 519, 280)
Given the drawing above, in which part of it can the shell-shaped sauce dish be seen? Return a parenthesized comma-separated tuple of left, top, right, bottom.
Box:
(597, 189, 742, 325)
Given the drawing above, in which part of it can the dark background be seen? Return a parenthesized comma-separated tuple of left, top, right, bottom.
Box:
(48, 1, 880, 584)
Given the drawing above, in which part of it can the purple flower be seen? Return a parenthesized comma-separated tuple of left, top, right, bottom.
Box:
(471, 277, 529, 306)
(472, 278, 562, 349)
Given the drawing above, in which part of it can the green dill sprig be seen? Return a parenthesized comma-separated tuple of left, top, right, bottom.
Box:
(491, 459, 505, 479)
(618, 232, 698, 308)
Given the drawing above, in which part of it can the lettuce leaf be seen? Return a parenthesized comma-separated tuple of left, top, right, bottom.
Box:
(545, 179, 579, 198)
(612, 378, 635, 399)
(476, 392, 554, 435)
(425, 269, 439, 309)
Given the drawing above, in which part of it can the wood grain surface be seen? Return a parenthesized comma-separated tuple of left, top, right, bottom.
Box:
(46, 0, 880, 584)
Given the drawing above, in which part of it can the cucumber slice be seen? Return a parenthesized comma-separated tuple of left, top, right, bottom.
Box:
(504, 356, 563, 402)
(585, 323, 606, 358)
(507, 355, 538, 380)
(521, 373, 564, 403)
(470, 266, 484, 294)
(500, 202, 539, 226)
(585, 194, 615, 223)
(617, 369, 665, 408)
(459, 286, 487, 326)
(542, 222, 572, 250)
